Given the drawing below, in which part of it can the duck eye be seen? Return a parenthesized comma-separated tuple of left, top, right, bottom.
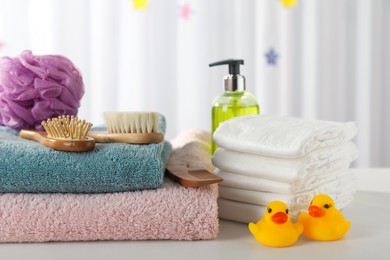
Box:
(286, 209, 289, 214)
(324, 204, 330, 209)
(267, 207, 272, 213)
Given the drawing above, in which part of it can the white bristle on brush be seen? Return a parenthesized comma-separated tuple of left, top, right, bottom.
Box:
(103, 112, 159, 134)
(87, 112, 163, 144)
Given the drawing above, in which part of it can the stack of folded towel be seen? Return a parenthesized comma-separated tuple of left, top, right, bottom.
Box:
(212, 114, 358, 223)
(0, 116, 171, 193)
(0, 116, 219, 242)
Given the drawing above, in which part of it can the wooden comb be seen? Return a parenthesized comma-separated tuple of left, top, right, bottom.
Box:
(166, 163, 223, 188)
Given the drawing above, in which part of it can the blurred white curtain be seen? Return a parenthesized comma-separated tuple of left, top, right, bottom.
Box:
(0, 0, 388, 167)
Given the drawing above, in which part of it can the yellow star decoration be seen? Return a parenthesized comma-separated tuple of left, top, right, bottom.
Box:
(280, 0, 298, 8)
(132, 0, 148, 10)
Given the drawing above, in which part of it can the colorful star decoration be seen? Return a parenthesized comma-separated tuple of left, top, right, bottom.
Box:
(132, 0, 148, 10)
(265, 48, 279, 66)
(180, 3, 192, 20)
(280, 0, 298, 8)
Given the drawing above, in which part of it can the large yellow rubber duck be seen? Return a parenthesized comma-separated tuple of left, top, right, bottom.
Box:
(298, 194, 351, 241)
(248, 201, 303, 247)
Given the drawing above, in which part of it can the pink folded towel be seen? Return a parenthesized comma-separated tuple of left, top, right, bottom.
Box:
(0, 178, 219, 243)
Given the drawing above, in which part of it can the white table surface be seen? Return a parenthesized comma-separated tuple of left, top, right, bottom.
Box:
(1, 169, 389, 260)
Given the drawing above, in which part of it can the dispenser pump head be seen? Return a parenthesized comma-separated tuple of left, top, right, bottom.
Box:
(209, 59, 245, 91)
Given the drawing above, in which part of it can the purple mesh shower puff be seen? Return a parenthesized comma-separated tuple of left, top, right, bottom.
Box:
(0, 50, 84, 130)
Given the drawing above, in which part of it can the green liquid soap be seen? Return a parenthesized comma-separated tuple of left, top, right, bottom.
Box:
(211, 91, 259, 153)
(209, 59, 260, 154)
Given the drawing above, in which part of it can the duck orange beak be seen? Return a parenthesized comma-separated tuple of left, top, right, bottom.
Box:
(271, 212, 288, 224)
(309, 205, 325, 217)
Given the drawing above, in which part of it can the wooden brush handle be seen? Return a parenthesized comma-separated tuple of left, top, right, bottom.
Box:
(19, 129, 95, 152)
(87, 132, 164, 144)
(19, 129, 46, 142)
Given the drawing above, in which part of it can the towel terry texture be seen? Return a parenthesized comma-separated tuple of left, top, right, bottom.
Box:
(213, 114, 357, 158)
(0, 178, 219, 243)
(0, 128, 219, 242)
(167, 129, 215, 173)
(0, 115, 171, 193)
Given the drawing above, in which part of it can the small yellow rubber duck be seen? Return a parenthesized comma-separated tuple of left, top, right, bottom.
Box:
(248, 201, 303, 247)
(298, 194, 351, 241)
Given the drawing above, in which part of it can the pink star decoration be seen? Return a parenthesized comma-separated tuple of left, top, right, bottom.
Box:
(180, 3, 192, 20)
(0, 41, 4, 50)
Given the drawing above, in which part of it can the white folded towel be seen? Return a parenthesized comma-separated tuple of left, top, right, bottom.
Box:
(219, 173, 356, 212)
(218, 192, 355, 223)
(213, 114, 357, 158)
(216, 168, 351, 194)
(212, 142, 358, 183)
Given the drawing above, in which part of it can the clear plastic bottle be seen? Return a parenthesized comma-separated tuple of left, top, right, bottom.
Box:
(209, 59, 260, 153)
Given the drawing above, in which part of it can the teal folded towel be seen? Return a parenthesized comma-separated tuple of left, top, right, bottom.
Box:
(0, 115, 172, 193)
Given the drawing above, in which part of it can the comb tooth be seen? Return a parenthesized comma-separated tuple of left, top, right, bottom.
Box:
(70, 116, 76, 139)
(40, 115, 92, 140)
(42, 121, 50, 137)
(81, 120, 88, 138)
(82, 122, 93, 138)
(61, 115, 68, 136)
(75, 120, 80, 139)
(57, 117, 67, 138)
(51, 122, 58, 138)
(77, 119, 83, 139)
(79, 120, 86, 139)
(55, 122, 63, 138)
(44, 120, 54, 138)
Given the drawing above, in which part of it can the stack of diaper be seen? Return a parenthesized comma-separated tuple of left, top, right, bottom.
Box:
(0, 118, 219, 242)
(212, 114, 358, 223)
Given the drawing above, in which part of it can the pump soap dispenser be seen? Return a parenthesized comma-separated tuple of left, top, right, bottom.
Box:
(209, 59, 259, 154)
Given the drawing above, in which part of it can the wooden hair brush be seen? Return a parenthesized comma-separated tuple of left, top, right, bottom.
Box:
(19, 115, 95, 152)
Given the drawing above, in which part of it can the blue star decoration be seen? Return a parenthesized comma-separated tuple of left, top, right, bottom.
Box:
(265, 48, 279, 65)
